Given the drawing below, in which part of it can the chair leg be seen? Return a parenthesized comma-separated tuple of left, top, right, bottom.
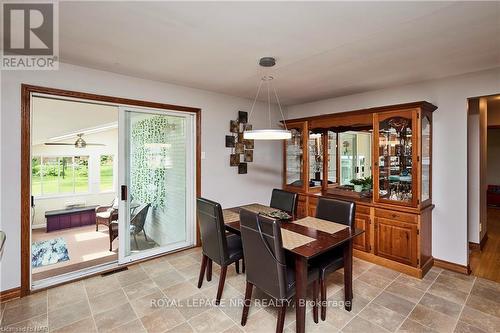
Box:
(133, 233, 139, 250)
(235, 260, 240, 274)
(215, 266, 227, 305)
(313, 279, 319, 324)
(241, 281, 253, 326)
(276, 301, 287, 333)
(143, 230, 149, 242)
(198, 255, 208, 288)
(206, 259, 212, 282)
(320, 275, 327, 321)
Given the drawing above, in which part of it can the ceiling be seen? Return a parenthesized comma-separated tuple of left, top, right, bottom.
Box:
(58, 1, 500, 105)
(32, 97, 118, 145)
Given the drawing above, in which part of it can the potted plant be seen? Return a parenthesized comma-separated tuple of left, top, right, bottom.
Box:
(363, 176, 373, 190)
(350, 178, 365, 192)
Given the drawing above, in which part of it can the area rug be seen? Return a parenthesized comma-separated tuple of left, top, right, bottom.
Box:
(32, 237, 70, 268)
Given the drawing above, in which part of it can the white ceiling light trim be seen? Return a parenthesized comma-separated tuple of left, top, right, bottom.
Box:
(243, 57, 291, 141)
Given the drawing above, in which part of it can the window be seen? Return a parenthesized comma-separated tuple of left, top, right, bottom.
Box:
(100, 155, 114, 192)
(31, 156, 89, 196)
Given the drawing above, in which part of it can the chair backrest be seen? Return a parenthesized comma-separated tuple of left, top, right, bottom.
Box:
(315, 197, 355, 227)
(270, 189, 298, 218)
(239, 208, 288, 300)
(131, 203, 151, 234)
(196, 197, 228, 265)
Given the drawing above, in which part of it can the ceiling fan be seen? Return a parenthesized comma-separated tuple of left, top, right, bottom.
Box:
(44, 133, 106, 148)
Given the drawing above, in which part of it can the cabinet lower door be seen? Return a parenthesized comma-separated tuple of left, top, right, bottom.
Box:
(374, 217, 417, 266)
(353, 213, 371, 252)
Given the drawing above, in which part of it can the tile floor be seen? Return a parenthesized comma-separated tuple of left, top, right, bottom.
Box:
(1, 247, 500, 333)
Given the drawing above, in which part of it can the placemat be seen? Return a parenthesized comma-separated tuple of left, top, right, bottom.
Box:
(281, 229, 315, 250)
(239, 204, 278, 214)
(223, 210, 240, 224)
(293, 216, 348, 234)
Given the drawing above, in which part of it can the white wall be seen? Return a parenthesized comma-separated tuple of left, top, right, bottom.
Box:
(0, 63, 283, 292)
(287, 68, 500, 266)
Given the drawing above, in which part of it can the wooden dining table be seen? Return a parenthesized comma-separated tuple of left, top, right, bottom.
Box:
(223, 203, 364, 333)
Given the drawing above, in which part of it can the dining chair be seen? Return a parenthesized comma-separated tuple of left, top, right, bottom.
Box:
(196, 198, 244, 305)
(312, 197, 355, 320)
(239, 209, 319, 333)
(269, 189, 298, 219)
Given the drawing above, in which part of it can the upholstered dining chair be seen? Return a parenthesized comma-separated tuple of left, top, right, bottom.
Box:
(95, 197, 119, 231)
(311, 197, 355, 320)
(196, 198, 244, 305)
(239, 209, 319, 333)
(269, 189, 298, 220)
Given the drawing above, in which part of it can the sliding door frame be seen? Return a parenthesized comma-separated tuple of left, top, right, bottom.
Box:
(21, 84, 201, 297)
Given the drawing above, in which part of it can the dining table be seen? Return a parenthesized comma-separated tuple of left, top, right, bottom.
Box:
(222, 203, 364, 333)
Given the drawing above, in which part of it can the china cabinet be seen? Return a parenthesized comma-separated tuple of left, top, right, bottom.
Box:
(282, 101, 436, 278)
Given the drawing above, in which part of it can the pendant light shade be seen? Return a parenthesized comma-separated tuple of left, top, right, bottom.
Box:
(243, 129, 291, 140)
(245, 57, 291, 140)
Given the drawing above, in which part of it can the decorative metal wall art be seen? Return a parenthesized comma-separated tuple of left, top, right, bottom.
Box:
(225, 111, 254, 174)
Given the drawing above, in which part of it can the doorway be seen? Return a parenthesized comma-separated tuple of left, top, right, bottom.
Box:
(467, 94, 500, 283)
(21, 84, 201, 295)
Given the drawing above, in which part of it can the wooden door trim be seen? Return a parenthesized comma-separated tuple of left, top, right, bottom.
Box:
(21, 84, 202, 297)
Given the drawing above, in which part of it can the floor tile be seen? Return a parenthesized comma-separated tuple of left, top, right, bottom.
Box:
(188, 308, 233, 333)
(323, 304, 355, 329)
(358, 302, 406, 332)
(3, 314, 48, 332)
(395, 273, 436, 292)
(140, 307, 186, 333)
(130, 290, 166, 318)
(465, 294, 500, 318)
(418, 293, 463, 318)
(109, 319, 146, 333)
(454, 320, 488, 333)
(328, 289, 370, 315)
(163, 281, 200, 300)
(48, 300, 92, 331)
(435, 274, 474, 293)
(167, 322, 195, 333)
(222, 325, 244, 333)
(357, 271, 393, 289)
(177, 292, 213, 320)
(1, 294, 47, 326)
(386, 282, 424, 303)
(397, 318, 438, 332)
(458, 306, 500, 333)
(368, 265, 401, 280)
(48, 281, 87, 311)
(94, 302, 138, 332)
(470, 282, 500, 304)
(239, 308, 277, 333)
(353, 279, 383, 300)
(89, 289, 129, 315)
(408, 304, 458, 332)
(115, 267, 150, 287)
(341, 315, 389, 333)
(51, 316, 96, 333)
(123, 279, 161, 301)
(373, 291, 416, 317)
(84, 275, 121, 299)
(151, 270, 187, 289)
(427, 282, 469, 305)
(140, 257, 173, 277)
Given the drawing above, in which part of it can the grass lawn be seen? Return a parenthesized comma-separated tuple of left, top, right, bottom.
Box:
(32, 164, 113, 195)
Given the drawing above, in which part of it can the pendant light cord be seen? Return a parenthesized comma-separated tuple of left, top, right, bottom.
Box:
(247, 78, 264, 125)
(272, 84, 288, 131)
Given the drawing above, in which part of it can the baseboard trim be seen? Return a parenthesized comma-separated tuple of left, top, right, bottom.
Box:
(0, 287, 21, 302)
(434, 258, 471, 275)
(469, 242, 480, 251)
(480, 233, 488, 250)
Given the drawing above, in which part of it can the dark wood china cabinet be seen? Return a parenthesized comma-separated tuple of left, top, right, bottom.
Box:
(283, 102, 436, 278)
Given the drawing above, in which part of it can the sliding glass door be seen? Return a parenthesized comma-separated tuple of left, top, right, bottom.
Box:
(118, 106, 196, 263)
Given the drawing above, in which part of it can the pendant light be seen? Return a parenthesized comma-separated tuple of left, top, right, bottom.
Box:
(243, 57, 291, 140)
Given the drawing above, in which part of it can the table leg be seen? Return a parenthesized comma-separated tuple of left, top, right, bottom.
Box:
(295, 256, 307, 333)
(343, 240, 353, 311)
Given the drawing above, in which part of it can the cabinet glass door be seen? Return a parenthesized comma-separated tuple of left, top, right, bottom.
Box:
(421, 115, 431, 202)
(327, 131, 337, 184)
(377, 112, 415, 204)
(308, 132, 323, 188)
(285, 127, 304, 188)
